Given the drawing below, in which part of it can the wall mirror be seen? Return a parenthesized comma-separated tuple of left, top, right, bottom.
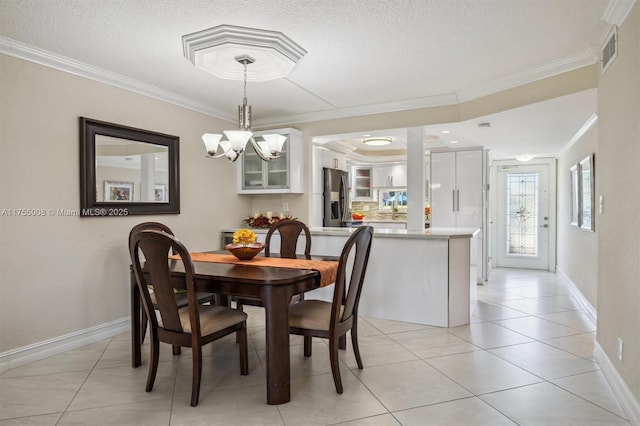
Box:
(80, 117, 180, 216)
(579, 154, 595, 231)
(569, 153, 595, 231)
(570, 164, 579, 227)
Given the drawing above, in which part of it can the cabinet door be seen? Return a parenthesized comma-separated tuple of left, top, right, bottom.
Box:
(352, 167, 372, 199)
(264, 143, 289, 188)
(372, 164, 407, 187)
(455, 150, 483, 228)
(237, 128, 303, 194)
(390, 164, 407, 187)
(430, 151, 456, 227)
(240, 138, 289, 190)
(322, 150, 347, 171)
(242, 149, 264, 189)
(372, 166, 388, 187)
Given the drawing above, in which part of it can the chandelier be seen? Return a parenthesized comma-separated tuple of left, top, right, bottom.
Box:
(201, 55, 286, 162)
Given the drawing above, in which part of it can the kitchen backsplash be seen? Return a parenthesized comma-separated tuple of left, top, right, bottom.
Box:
(351, 201, 405, 221)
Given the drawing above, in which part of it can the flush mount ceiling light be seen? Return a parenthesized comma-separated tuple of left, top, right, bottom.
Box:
(182, 25, 306, 162)
(516, 155, 534, 162)
(363, 137, 392, 146)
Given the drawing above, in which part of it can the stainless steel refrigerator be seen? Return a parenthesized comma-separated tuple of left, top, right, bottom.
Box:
(323, 168, 351, 227)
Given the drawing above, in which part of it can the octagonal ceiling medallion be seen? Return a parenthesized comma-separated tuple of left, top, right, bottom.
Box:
(182, 24, 306, 82)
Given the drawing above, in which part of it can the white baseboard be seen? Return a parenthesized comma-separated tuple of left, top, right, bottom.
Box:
(0, 317, 130, 374)
(556, 267, 639, 424)
(594, 342, 640, 425)
(556, 267, 597, 324)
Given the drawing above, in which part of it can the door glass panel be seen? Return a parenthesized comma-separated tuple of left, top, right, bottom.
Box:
(506, 172, 538, 256)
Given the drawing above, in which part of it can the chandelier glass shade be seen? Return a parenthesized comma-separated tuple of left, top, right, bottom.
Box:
(202, 55, 285, 162)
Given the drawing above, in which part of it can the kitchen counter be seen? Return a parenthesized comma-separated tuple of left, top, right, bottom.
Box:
(222, 226, 478, 239)
(221, 225, 479, 327)
(309, 227, 478, 327)
(309, 226, 478, 239)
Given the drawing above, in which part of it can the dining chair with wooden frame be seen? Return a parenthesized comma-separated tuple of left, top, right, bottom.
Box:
(129, 222, 216, 355)
(288, 225, 373, 394)
(235, 219, 312, 311)
(130, 229, 249, 407)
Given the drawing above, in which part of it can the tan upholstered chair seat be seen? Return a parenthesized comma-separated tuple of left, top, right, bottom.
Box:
(174, 306, 247, 334)
(289, 300, 343, 331)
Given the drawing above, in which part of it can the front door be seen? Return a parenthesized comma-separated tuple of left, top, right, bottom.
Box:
(496, 162, 552, 270)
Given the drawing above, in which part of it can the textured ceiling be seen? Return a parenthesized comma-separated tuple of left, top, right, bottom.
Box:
(0, 0, 615, 159)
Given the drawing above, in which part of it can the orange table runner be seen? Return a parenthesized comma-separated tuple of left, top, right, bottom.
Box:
(171, 253, 338, 288)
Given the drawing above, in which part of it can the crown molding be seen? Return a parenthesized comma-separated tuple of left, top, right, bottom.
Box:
(0, 36, 235, 122)
(259, 49, 599, 127)
(456, 48, 598, 102)
(558, 113, 598, 155)
(602, 0, 636, 25)
(1, 36, 600, 128)
(254, 92, 460, 127)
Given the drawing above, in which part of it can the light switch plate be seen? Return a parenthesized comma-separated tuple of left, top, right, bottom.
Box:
(599, 195, 603, 214)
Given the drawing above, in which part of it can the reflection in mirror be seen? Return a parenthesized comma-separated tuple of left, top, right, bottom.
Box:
(580, 154, 594, 231)
(95, 136, 169, 203)
(80, 117, 180, 216)
(570, 164, 579, 227)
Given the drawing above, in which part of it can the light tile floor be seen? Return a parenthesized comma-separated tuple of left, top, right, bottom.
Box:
(0, 268, 631, 425)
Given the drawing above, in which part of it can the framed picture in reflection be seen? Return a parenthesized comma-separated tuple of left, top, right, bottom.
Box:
(104, 181, 134, 201)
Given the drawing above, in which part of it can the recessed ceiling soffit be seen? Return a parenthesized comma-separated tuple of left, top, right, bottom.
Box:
(182, 24, 307, 82)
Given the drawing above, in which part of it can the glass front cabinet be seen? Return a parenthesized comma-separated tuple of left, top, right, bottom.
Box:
(237, 128, 304, 194)
(352, 167, 372, 200)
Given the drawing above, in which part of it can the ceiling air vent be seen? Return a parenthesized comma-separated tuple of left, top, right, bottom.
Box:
(601, 27, 618, 74)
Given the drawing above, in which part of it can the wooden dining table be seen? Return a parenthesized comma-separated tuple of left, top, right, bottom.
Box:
(130, 253, 338, 405)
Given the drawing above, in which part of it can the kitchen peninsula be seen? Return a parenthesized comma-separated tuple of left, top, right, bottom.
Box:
(221, 226, 479, 327)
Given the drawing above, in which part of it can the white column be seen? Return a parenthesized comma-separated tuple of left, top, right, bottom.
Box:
(140, 154, 155, 202)
(406, 126, 425, 231)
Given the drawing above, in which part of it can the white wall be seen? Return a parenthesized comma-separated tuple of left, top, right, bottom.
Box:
(0, 55, 251, 352)
(595, 3, 640, 403)
(556, 122, 598, 307)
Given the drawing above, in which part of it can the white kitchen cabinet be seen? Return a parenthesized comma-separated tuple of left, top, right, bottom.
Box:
(372, 164, 407, 187)
(352, 166, 372, 200)
(430, 149, 483, 228)
(321, 149, 348, 171)
(237, 128, 303, 194)
(430, 149, 486, 282)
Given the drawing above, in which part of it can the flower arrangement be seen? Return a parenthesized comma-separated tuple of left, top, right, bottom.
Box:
(243, 212, 297, 228)
(232, 228, 257, 245)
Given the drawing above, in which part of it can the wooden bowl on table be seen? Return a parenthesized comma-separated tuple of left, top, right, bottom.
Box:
(224, 243, 265, 260)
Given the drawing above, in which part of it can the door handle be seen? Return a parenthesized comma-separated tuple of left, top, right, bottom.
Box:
(539, 224, 549, 228)
(452, 189, 456, 212)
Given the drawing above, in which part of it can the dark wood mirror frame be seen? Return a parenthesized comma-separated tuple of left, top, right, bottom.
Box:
(80, 117, 180, 217)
